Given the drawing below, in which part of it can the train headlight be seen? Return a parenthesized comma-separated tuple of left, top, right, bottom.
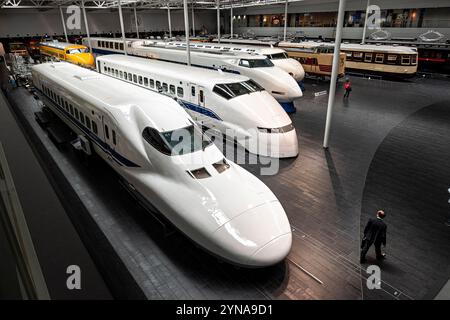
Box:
(258, 124, 295, 134)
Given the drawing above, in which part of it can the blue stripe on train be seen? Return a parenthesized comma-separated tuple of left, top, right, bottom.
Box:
(178, 101, 222, 121)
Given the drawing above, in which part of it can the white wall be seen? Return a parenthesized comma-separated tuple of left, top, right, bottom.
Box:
(0, 8, 217, 38)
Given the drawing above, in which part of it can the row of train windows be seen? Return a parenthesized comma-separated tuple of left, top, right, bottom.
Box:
(97, 40, 124, 51)
(41, 84, 117, 145)
(296, 57, 319, 65)
(103, 65, 189, 99)
(345, 52, 417, 65)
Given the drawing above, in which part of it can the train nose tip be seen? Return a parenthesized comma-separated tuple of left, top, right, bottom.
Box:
(249, 233, 292, 266)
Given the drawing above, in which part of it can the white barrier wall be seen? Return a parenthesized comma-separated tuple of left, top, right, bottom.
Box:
(0, 8, 217, 38)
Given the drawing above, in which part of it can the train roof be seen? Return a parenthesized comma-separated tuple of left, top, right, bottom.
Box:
(134, 40, 268, 59)
(39, 41, 85, 50)
(97, 54, 249, 88)
(278, 41, 416, 53)
(171, 40, 285, 55)
(33, 62, 190, 132)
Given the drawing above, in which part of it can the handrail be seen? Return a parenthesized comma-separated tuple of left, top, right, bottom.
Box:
(0, 141, 50, 300)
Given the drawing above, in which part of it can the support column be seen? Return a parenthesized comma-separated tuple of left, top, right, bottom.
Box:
(362, 0, 370, 44)
(323, 0, 346, 149)
(216, 0, 220, 43)
(167, 5, 172, 38)
(191, 2, 195, 37)
(283, 0, 288, 41)
(118, 0, 127, 55)
(59, 6, 69, 43)
(134, 3, 139, 39)
(230, 0, 233, 39)
(81, 0, 91, 53)
(183, 0, 191, 66)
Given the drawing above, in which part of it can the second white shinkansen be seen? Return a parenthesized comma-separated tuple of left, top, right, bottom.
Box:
(83, 37, 303, 113)
(31, 61, 292, 267)
(96, 54, 299, 158)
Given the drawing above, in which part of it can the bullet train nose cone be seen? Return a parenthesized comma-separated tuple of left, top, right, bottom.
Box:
(249, 233, 292, 266)
(213, 200, 292, 267)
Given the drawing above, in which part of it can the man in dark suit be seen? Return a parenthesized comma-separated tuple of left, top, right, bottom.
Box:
(360, 210, 387, 263)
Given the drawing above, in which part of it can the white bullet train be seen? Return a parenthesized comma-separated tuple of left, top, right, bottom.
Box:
(96, 54, 299, 158)
(31, 62, 292, 267)
(168, 40, 305, 82)
(83, 37, 303, 113)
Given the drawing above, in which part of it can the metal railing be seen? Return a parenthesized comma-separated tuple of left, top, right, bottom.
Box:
(0, 141, 50, 300)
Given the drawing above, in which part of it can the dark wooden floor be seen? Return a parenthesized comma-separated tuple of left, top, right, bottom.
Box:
(2, 65, 450, 299)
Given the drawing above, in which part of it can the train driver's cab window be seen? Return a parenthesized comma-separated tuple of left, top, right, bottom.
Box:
(401, 55, 411, 65)
(150, 79, 155, 88)
(177, 87, 184, 98)
(345, 52, 352, 60)
(191, 86, 196, 96)
(239, 58, 274, 68)
(169, 85, 175, 95)
(352, 52, 363, 61)
(375, 54, 384, 63)
(364, 53, 372, 62)
(133, 74, 137, 83)
(387, 55, 397, 64)
(104, 125, 110, 139)
(139, 76, 143, 85)
(142, 125, 212, 156)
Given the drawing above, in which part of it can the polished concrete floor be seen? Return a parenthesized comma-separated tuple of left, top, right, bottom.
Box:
(1, 66, 449, 299)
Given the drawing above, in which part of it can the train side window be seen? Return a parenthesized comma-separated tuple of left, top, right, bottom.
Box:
(109, 42, 113, 49)
(169, 85, 175, 95)
(124, 72, 127, 80)
(133, 74, 137, 83)
(128, 73, 132, 81)
(80, 112, 85, 125)
(156, 81, 161, 90)
(139, 76, 143, 85)
(387, 55, 397, 64)
(162, 83, 168, 92)
(104, 65, 107, 73)
(375, 54, 384, 63)
(150, 79, 155, 88)
(199, 90, 204, 103)
(364, 53, 372, 62)
(115, 43, 119, 50)
(119, 43, 124, 51)
(191, 86, 196, 96)
(104, 125, 110, 139)
(119, 71, 123, 78)
(107, 67, 110, 73)
(353, 52, 363, 61)
(177, 87, 184, 98)
(112, 130, 117, 145)
(401, 55, 411, 65)
(345, 52, 352, 61)
(70, 105, 74, 115)
(411, 55, 417, 65)
(144, 77, 149, 86)
(75, 108, 79, 120)
(115, 69, 118, 77)
(85, 116, 91, 130)
(92, 121, 98, 135)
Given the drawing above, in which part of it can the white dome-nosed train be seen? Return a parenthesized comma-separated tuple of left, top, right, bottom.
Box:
(96, 54, 299, 158)
(31, 62, 292, 267)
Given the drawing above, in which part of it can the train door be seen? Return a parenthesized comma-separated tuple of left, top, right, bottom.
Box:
(102, 116, 118, 165)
